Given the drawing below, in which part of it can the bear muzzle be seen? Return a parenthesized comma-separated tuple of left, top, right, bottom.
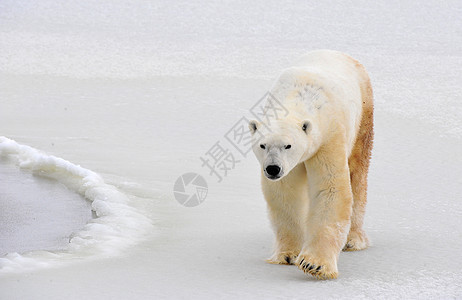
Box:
(265, 164, 283, 180)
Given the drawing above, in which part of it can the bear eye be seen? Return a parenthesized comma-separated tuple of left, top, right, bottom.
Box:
(260, 144, 266, 149)
(285, 145, 291, 149)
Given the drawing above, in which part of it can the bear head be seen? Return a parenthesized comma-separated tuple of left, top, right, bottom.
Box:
(249, 117, 318, 181)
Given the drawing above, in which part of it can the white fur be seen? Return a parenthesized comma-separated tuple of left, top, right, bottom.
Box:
(249, 50, 368, 279)
(251, 50, 363, 178)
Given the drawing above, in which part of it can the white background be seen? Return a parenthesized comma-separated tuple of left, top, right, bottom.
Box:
(1, 0, 461, 298)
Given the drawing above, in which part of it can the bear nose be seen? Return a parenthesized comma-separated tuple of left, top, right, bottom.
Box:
(266, 165, 281, 177)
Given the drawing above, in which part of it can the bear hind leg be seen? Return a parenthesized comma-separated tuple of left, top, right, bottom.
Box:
(344, 79, 374, 252)
(344, 160, 371, 251)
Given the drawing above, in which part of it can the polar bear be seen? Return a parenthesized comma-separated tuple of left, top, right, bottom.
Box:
(249, 50, 373, 280)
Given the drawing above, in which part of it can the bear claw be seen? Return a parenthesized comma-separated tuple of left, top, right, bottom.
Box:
(266, 251, 299, 265)
(296, 254, 337, 280)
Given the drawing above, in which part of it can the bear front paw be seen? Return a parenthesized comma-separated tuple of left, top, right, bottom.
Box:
(295, 253, 338, 280)
(266, 251, 299, 265)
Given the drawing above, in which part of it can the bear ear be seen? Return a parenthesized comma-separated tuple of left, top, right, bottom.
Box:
(302, 120, 311, 134)
(248, 120, 259, 135)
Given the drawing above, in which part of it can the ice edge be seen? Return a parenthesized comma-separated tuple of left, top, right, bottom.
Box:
(0, 136, 153, 274)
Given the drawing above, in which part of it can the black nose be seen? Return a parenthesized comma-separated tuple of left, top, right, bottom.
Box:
(266, 165, 281, 177)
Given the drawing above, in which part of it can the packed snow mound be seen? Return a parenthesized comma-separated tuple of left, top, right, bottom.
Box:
(0, 137, 153, 273)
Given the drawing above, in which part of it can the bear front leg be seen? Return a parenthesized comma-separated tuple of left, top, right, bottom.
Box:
(265, 213, 302, 265)
(263, 164, 307, 265)
(296, 144, 353, 279)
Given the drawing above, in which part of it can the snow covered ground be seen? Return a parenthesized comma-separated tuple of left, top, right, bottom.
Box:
(1, 0, 461, 298)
